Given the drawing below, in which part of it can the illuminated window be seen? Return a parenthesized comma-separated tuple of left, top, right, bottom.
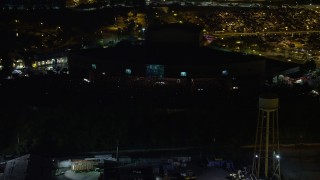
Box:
(146, 64, 164, 78)
(91, 64, 97, 69)
(125, 68, 132, 75)
(180, 72, 187, 77)
(222, 70, 228, 76)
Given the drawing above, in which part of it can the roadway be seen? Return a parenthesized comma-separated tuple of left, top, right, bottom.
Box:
(53, 170, 100, 180)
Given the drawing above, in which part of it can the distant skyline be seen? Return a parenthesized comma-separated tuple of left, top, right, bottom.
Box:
(1, 0, 319, 7)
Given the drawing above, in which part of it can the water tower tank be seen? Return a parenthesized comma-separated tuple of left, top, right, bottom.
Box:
(259, 93, 279, 110)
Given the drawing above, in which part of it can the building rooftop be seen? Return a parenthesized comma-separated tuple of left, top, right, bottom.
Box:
(69, 45, 265, 66)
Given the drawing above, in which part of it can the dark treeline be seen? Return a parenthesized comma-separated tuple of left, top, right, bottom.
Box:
(0, 75, 255, 156)
(0, 75, 319, 156)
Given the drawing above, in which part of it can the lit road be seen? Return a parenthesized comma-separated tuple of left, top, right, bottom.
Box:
(53, 170, 100, 180)
(197, 168, 230, 180)
(210, 30, 320, 36)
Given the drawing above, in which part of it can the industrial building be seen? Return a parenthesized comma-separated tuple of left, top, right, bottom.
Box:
(68, 45, 266, 86)
(67, 23, 299, 89)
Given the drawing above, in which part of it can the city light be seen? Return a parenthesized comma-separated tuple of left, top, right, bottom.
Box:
(180, 72, 187, 77)
(83, 78, 90, 83)
(1, 4, 320, 180)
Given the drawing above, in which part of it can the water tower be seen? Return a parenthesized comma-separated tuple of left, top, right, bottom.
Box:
(252, 94, 281, 179)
